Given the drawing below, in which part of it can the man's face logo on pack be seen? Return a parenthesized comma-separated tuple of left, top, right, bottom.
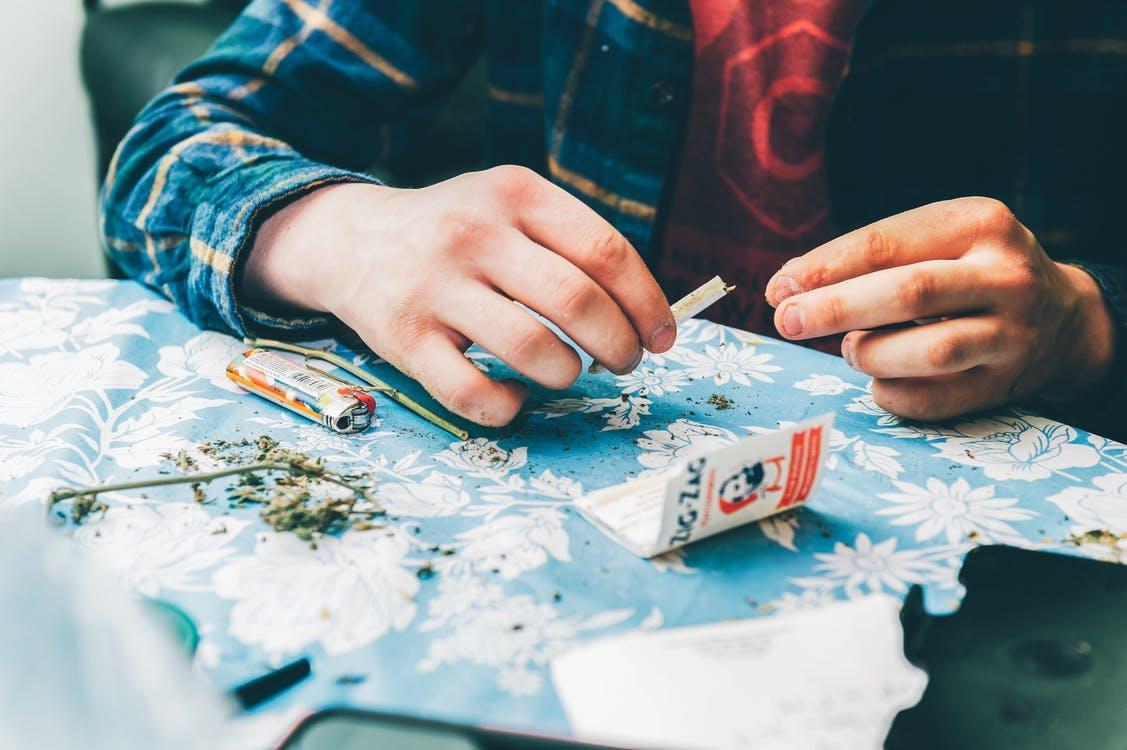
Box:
(717, 462, 766, 514)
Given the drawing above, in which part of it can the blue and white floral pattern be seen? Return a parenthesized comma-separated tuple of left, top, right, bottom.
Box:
(2, 278, 1125, 738)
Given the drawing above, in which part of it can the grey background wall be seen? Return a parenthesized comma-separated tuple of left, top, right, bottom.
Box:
(0, 0, 203, 280)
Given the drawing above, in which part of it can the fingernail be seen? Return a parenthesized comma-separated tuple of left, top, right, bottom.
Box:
(842, 338, 856, 369)
(781, 304, 805, 337)
(768, 275, 800, 306)
(647, 319, 676, 351)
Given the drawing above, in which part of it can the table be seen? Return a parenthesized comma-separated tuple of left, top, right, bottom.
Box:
(3, 278, 1125, 740)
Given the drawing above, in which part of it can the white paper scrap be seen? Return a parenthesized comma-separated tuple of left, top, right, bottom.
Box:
(575, 414, 834, 557)
(551, 594, 927, 750)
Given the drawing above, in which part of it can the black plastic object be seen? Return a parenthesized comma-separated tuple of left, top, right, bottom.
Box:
(886, 545, 1127, 749)
(233, 657, 312, 711)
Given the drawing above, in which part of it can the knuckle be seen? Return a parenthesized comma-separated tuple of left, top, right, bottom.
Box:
(965, 197, 1015, 238)
(585, 229, 633, 277)
(505, 324, 549, 363)
(541, 351, 582, 391)
(385, 300, 430, 356)
(1005, 256, 1040, 290)
(872, 380, 937, 421)
(441, 377, 489, 417)
(861, 225, 893, 269)
(924, 337, 962, 371)
(438, 209, 493, 250)
(896, 273, 936, 314)
(481, 164, 537, 206)
(548, 272, 600, 321)
(822, 294, 846, 331)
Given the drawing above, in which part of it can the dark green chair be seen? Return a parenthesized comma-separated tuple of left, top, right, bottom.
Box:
(81, 0, 248, 180)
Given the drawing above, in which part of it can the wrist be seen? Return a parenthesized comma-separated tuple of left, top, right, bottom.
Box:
(1044, 263, 1116, 401)
(239, 182, 380, 316)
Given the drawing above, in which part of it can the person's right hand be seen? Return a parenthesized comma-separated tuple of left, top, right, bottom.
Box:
(240, 166, 677, 427)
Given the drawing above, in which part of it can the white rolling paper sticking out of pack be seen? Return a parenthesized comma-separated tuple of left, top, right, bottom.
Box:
(575, 413, 834, 557)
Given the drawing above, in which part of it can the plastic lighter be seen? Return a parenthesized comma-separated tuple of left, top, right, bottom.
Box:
(226, 349, 375, 433)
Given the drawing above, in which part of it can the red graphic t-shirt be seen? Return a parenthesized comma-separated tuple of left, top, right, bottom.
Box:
(660, 0, 865, 349)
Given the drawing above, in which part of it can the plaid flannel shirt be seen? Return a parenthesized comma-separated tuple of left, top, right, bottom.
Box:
(102, 0, 1127, 430)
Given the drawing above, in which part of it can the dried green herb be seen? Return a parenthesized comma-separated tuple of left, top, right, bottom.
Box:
(48, 437, 384, 547)
(1068, 529, 1127, 554)
(706, 393, 734, 410)
(62, 493, 108, 524)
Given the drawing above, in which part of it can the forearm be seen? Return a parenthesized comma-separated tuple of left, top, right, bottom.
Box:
(100, 0, 483, 335)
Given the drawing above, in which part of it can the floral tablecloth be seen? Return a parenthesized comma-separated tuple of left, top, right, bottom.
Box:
(3, 278, 1125, 739)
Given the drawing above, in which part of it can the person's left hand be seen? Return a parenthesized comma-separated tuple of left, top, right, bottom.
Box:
(764, 197, 1116, 420)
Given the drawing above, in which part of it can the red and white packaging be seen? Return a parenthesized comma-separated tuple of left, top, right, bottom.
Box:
(575, 414, 834, 557)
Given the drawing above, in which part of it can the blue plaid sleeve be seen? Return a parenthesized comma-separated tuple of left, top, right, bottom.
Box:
(100, 0, 484, 336)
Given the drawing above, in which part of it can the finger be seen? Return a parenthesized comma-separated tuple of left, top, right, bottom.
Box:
(436, 283, 583, 390)
(773, 259, 995, 340)
(843, 316, 1008, 379)
(478, 230, 643, 375)
(871, 368, 1008, 422)
(513, 174, 676, 352)
(766, 197, 1018, 305)
(385, 328, 528, 427)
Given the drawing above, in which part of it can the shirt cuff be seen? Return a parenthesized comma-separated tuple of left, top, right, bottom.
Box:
(187, 156, 380, 337)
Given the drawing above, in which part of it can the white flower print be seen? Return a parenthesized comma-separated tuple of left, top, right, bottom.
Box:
(419, 573, 632, 696)
(103, 397, 232, 469)
(767, 588, 840, 614)
(934, 415, 1100, 481)
(4, 475, 69, 508)
(156, 331, 246, 392)
(72, 503, 249, 597)
(635, 419, 737, 472)
(69, 298, 173, 344)
(527, 469, 583, 500)
(213, 529, 420, 657)
(443, 508, 571, 579)
(649, 547, 697, 574)
(0, 344, 147, 428)
(379, 473, 470, 517)
(759, 513, 800, 551)
(434, 438, 528, 477)
(614, 366, 689, 397)
(664, 343, 782, 385)
(533, 395, 652, 432)
(1048, 473, 1127, 550)
(851, 440, 905, 479)
(795, 533, 944, 597)
(793, 373, 855, 397)
(0, 307, 74, 356)
(0, 427, 62, 481)
(845, 393, 901, 426)
(877, 477, 1035, 544)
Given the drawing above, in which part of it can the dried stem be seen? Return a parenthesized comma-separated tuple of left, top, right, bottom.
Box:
(48, 458, 378, 516)
(244, 337, 470, 441)
(48, 462, 291, 505)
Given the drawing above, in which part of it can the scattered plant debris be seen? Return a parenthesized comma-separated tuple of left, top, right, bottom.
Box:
(1068, 529, 1127, 554)
(706, 393, 734, 410)
(48, 436, 384, 548)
